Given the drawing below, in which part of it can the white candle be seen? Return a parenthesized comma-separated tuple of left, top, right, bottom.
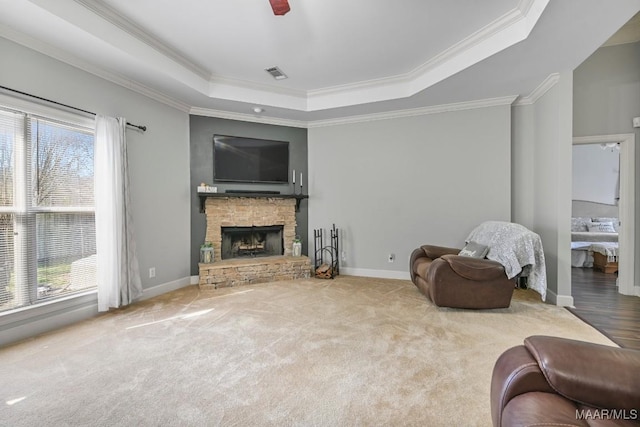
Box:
(292, 169, 295, 184)
(300, 172, 303, 187)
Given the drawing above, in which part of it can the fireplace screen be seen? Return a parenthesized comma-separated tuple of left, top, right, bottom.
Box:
(221, 226, 284, 259)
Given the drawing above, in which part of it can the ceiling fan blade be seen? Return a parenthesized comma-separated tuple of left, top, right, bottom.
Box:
(269, 0, 290, 16)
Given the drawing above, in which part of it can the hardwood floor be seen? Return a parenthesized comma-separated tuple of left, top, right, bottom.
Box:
(568, 267, 640, 350)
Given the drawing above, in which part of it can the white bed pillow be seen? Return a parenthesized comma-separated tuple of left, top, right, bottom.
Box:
(592, 217, 619, 232)
(587, 222, 616, 233)
(571, 217, 591, 232)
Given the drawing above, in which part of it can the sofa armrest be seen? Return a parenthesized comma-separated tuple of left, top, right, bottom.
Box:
(420, 245, 460, 260)
(525, 335, 640, 411)
(490, 345, 555, 427)
(439, 255, 506, 281)
(410, 245, 461, 282)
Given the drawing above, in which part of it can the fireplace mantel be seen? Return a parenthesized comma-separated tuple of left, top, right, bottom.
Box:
(198, 192, 309, 213)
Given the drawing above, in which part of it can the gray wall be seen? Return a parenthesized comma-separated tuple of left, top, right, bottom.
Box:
(535, 72, 574, 303)
(189, 116, 308, 275)
(0, 37, 191, 344)
(573, 41, 640, 282)
(308, 105, 511, 278)
(512, 72, 574, 304)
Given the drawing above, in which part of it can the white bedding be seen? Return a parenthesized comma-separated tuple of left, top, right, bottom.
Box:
(590, 242, 619, 262)
(571, 241, 619, 267)
(570, 217, 619, 268)
(571, 249, 593, 268)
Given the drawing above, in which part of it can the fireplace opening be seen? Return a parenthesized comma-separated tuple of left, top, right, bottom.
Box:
(221, 226, 284, 260)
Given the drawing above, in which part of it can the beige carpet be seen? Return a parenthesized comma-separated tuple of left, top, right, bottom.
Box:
(0, 276, 614, 426)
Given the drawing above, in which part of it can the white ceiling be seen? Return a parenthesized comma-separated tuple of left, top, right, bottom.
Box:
(1, 0, 639, 126)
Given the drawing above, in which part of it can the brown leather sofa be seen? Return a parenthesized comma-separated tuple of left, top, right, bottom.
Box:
(409, 244, 515, 309)
(491, 335, 640, 427)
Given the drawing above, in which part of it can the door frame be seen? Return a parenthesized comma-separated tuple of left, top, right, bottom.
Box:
(572, 134, 636, 296)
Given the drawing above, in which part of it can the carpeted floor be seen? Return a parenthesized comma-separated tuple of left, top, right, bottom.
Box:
(0, 276, 614, 426)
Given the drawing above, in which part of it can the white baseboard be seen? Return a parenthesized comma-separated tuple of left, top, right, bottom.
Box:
(140, 276, 193, 301)
(340, 267, 411, 281)
(545, 288, 574, 307)
(190, 275, 199, 285)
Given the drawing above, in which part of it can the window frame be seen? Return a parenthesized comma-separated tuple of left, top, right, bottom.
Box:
(0, 93, 96, 311)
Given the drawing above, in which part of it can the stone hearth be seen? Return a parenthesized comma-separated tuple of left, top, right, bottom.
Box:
(199, 256, 311, 290)
(198, 196, 311, 289)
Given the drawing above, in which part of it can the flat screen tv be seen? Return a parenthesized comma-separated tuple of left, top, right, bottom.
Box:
(213, 135, 289, 184)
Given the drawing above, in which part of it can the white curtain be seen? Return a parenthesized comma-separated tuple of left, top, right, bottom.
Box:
(94, 115, 143, 312)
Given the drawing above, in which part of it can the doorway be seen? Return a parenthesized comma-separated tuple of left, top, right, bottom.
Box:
(572, 134, 636, 296)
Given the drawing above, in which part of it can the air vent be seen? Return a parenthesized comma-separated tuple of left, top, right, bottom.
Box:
(265, 66, 288, 80)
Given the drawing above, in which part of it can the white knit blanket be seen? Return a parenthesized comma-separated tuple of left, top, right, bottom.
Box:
(589, 242, 619, 262)
(466, 221, 547, 301)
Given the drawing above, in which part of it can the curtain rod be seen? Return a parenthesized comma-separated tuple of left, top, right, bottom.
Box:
(0, 85, 147, 132)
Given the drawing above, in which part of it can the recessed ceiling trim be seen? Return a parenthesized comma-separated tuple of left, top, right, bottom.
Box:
(208, 78, 307, 111)
(305, 0, 549, 111)
(190, 96, 517, 129)
(307, 96, 518, 128)
(21, 0, 209, 94)
(0, 22, 191, 113)
(68, 0, 548, 113)
(190, 107, 307, 128)
(513, 73, 560, 106)
(73, 0, 211, 80)
(210, 75, 306, 98)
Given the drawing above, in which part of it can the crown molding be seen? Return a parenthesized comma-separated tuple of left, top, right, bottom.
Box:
(73, 0, 210, 80)
(304, 0, 548, 111)
(190, 107, 307, 128)
(70, 0, 548, 112)
(208, 76, 308, 111)
(210, 75, 307, 99)
(1, 22, 518, 126)
(406, 0, 541, 85)
(190, 96, 517, 129)
(306, 96, 518, 128)
(513, 73, 560, 106)
(0, 24, 191, 113)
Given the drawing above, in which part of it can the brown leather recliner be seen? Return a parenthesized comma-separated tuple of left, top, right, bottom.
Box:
(409, 245, 515, 309)
(491, 335, 640, 427)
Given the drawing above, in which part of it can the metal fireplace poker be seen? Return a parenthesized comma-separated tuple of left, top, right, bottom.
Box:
(313, 224, 339, 279)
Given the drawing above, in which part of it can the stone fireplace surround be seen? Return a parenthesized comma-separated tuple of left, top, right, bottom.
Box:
(198, 196, 311, 289)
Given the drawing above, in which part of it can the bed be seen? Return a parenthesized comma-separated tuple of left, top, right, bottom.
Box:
(571, 216, 619, 272)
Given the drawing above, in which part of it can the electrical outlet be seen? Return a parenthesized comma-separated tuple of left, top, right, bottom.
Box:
(341, 251, 347, 261)
(388, 253, 395, 263)
(149, 267, 156, 278)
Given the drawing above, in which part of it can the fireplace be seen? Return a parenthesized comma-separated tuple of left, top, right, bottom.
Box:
(198, 196, 311, 289)
(221, 226, 284, 259)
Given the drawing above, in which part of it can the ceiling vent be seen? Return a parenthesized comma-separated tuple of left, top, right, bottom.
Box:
(265, 66, 288, 80)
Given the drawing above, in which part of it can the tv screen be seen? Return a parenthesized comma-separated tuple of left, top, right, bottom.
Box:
(213, 135, 289, 183)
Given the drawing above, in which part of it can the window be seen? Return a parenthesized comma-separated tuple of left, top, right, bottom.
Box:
(0, 100, 95, 312)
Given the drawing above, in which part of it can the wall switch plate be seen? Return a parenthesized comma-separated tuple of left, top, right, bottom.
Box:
(388, 253, 395, 263)
(633, 117, 640, 128)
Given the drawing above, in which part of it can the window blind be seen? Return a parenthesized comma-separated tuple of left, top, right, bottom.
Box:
(0, 105, 95, 312)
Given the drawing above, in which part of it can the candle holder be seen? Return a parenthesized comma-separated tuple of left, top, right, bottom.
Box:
(299, 172, 303, 195)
